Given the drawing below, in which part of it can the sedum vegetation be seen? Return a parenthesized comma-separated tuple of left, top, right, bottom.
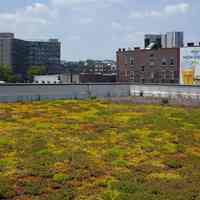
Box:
(0, 100, 200, 200)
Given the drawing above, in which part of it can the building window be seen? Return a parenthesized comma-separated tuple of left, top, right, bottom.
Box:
(130, 71, 134, 81)
(150, 53, 154, 57)
(171, 72, 174, 81)
(42, 81, 45, 84)
(170, 57, 175, 65)
(141, 66, 145, 72)
(161, 71, 166, 79)
(174, 71, 177, 79)
(162, 58, 167, 65)
(130, 57, 134, 65)
(150, 72, 154, 79)
(141, 78, 145, 84)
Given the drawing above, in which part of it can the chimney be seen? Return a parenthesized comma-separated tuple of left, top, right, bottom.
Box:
(134, 47, 140, 50)
(187, 42, 195, 47)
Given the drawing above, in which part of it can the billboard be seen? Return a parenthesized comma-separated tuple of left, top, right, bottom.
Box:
(180, 47, 200, 85)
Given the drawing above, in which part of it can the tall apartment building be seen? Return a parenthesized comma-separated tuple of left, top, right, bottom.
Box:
(0, 33, 14, 67)
(117, 48, 180, 83)
(162, 32, 184, 48)
(144, 34, 162, 49)
(0, 33, 61, 80)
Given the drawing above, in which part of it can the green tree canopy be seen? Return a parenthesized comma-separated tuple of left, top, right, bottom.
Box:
(0, 65, 16, 82)
(27, 66, 47, 81)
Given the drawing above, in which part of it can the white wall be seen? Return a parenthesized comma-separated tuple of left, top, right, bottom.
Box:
(34, 75, 60, 84)
(0, 83, 200, 102)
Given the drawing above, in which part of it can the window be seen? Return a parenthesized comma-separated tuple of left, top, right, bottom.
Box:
(150, 53, 154, 57)
(141, 66, 145, 72)
(141, 78, 145, 84)
(161, 71, 166, 79)
(162, 58, 167, 65)
(170, 57, 175, 65)
(130, 71, 134, 81)
(150, 72, 154, 79)
(42, 81, 45, 84)
(130, 57, 134, 65)
(171, 71, 174, 80)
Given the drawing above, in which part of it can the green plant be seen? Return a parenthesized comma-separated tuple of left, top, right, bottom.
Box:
(101, 189, 120, 200)
(165, 159, 182, 169)
(53, 173, 69, 184)
(47, 189, 75, 200)
(0, 176, 15, 199)
(90, 96, 97, 100)
(23, 181, 43, 195)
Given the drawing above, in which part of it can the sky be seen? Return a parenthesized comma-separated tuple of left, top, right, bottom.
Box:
(0, 0, 199, 61)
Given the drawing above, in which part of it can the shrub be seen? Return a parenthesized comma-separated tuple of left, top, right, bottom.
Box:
(23, 181, 43, 195)
(47, 189, 75, 200)
(161, 98, 169, 105)
(165, 159, 182, 169)
(104, 147, 125, 162)
(101, 189, 120, 200)
(53, 173, 69, 184)
(90, 96, 97, 100)
(111, 160, 129, 167)
(0, 176, 15, 199)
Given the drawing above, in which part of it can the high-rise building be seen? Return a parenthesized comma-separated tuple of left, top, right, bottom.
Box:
(0, 33, 14, 67)
(0, 33, 61, 80)
(162, 32, 184, 48)
(144, 34, 162, 49)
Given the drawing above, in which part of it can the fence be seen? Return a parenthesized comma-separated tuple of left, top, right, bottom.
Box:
(0, 83, 200, 102)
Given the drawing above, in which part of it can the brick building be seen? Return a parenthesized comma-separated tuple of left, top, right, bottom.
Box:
(116, 48, 180, 84)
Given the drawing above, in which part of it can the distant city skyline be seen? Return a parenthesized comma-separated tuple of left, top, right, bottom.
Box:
(0, 0, 199, 61)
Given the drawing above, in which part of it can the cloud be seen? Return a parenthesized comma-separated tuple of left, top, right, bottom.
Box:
(51, 0, 123, 7)
(0, 3, 52, 25)
(51, 0, 97, 7)
(164, 3, 190, 15)
(129, 2, 190, 19)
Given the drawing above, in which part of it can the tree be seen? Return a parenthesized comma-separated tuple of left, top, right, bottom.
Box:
(27, 66, 47, 81)
(0, 65, 16, 82)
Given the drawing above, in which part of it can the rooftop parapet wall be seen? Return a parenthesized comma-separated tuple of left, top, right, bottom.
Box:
(0, 84, 199, 103)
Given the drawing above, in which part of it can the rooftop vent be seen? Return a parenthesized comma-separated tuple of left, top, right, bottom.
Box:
(187, 42, 195, 47)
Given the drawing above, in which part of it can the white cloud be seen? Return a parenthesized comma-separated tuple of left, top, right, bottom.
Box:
(51, 0, 123, 7)
(164, 3, 190, 15)
(129, 2, 190, 19)
(51, 0, 97, 7)
(0, 3, 52, 25)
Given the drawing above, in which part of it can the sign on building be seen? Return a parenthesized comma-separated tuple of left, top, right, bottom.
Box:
(180, 47, 200, 85)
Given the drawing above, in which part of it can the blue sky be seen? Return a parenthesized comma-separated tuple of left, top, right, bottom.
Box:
(0, 0, 199, 61)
